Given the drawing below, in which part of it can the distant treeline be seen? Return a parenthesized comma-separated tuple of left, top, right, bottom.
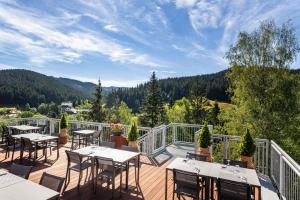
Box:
(0, 69, 86, 107)
(106, 70, 229, 113)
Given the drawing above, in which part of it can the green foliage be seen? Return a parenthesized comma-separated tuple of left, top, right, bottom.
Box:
(37, 102, 60, 118)
(89, 79, 106, 122)
(140, 72, 165, 127)
(0, 69, 86, 107)
(128, 121, 139, 141)
(18, 111, 34, 118)
(207, 102, 220, 125)
(60, 113, 68, 129)
(223, 20, 300, 162)
(198, 123, 211, 148)
(118, 102, 133, 125)
(239, 129, 256, 157)
(226, 20, 300, 68)
(106, 70, 229, 113)
(167, 97, 192, 123)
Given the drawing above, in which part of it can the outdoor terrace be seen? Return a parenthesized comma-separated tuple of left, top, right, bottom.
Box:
(0, 117, 299, 200)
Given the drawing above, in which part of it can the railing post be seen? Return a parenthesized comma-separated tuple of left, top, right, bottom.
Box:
(279, 153, 284, 196)
(173, 125, 176, 144)
(162, 126, 166, 149)
(49, 119, 55, 135)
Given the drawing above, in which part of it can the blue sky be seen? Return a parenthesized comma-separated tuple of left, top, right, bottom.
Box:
(0, 0, 300, 87)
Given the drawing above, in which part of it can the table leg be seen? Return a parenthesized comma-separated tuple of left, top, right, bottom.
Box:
(126, 162, 129, 190)
(205, 177, 209, 200)
(44, 142, 48, 163)
(71, 135, 74, 150)
(165, 169, 168, 200)
(34, 142, 38, 163)
(258, 186, 261, 200)
(56, 139, 59, 159)
(210, 178, 214, 200)
(137, 155, 140, 185)
(120, 164, 123, 196)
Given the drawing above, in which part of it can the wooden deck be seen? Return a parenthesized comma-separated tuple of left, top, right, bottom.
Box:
(0, 144, 259, 200)
(0, 144, 178, 200)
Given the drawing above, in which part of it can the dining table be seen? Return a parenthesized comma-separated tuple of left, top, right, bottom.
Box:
(74, 145, 141, 195)
(71, 129, 96, 149)
(165, 157, 261, 200)
(0, 171, 59, 200)
(8, 125, 41, 134)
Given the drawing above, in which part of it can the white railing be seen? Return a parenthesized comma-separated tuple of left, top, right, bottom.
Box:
(271, 141, 300, 200)
(193, 133, 269, 174)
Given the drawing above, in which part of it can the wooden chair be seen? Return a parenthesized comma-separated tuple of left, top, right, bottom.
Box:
(172, 169, 202, 200)
(223, 159, 247, 168)
(39, 172, 65, 199)
(186, 152, 207, 162)
(10, 163, 33, 179)
(64, 150, 93, 191)
(217, 178, 251, 200)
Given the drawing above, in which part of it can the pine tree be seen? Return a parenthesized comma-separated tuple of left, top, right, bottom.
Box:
(190, 78, 207, 124)
(208, 101, 220, 125)
(89, 79, 106, 122)
(141, 72, 165, 127)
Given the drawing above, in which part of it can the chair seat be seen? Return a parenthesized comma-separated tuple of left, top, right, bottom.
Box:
(176, 185, 199, 198)
(97, 168, 121, 179)
(70, 160, 93, 171)
(7, 144, 21, 150)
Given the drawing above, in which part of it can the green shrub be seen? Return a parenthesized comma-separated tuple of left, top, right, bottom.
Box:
(60, 113, 68, 129)
(198, 123, 211, 148)
(239, 129, 256, 156)
(19, 111, 34, 118)
(127, 121, 139, 141)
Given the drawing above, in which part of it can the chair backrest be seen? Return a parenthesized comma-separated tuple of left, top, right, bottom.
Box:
(10, 163, 33, 179)
(121, 145, 138, 152)
(65, 150, 82, 164)
(100, 141, 115, 148)
(5, 134, 15, 146)
(218, 178, 251, 200)
(21, 137, 33, 149)
(223, 159, 247, 168)
(93, 130, 101, 137)
(173, 169, 200, 192)
(186, 152, 207, 162)
(39, 172, 65, 193)
(95, 156, 115, 173)
(38, 125, 47, 134)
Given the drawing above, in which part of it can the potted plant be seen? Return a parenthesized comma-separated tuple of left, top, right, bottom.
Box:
(197, 123, 212, 162)
(239, 129, 256, 168)
(127, 121, 139, 148)
(60, 113, 68, 144)
(110, 123, 124, 136)
(110, 123, 126, 149)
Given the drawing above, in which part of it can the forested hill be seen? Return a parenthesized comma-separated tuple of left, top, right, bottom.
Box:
(106, 70, 229, 113)
(0, 69, 88, 107)
(56, 77, 124, 97)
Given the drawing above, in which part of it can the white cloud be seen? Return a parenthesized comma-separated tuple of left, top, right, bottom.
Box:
(188, 0, 221, 32)
(175, 0, 198, 8)
(104, 24, 119, 32)
(0, 2, 162, 67)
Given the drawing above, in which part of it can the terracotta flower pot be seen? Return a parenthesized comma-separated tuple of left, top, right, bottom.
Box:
(111, 131, 122, 136)
(197, 147, 212, 162)
(128, 141, 138, 149)
(240, 155, 254, 169)
(60, 128, 68, 144)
